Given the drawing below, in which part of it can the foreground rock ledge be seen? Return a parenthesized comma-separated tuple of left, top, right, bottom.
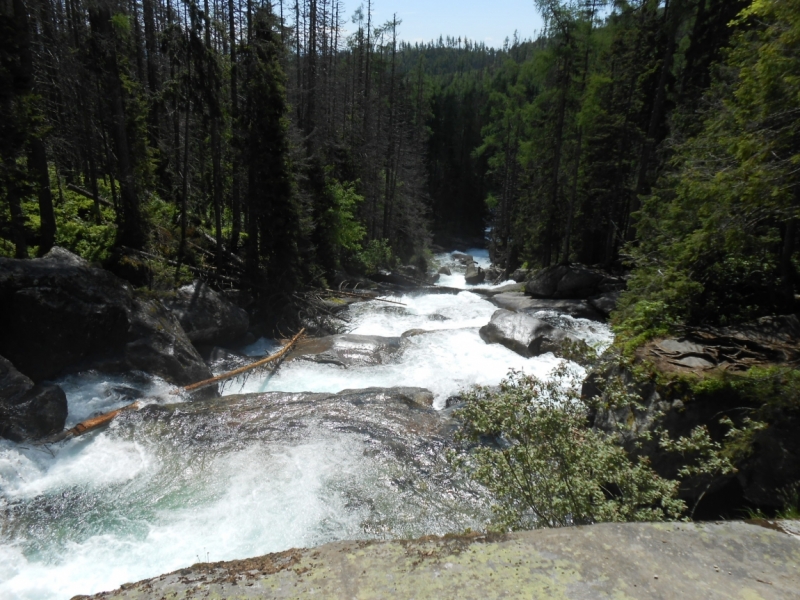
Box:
(76, 521, 799, 599)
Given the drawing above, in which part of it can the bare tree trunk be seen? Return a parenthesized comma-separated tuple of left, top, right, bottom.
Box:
(30, 137, 57, 256)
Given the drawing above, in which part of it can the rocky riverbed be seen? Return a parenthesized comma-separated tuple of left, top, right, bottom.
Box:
(0, 248, 614, 599)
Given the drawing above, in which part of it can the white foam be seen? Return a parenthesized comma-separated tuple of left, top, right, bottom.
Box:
(0, 279, 612, 600)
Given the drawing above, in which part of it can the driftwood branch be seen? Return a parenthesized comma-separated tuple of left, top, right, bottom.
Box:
(183, 328, 306, 392)
(320, 288, 406, 306)
(45, 329, 306, 442)
(47, 401, 141, 443)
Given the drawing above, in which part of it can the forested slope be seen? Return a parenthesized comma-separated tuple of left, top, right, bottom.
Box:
(2, 0, 799, 336)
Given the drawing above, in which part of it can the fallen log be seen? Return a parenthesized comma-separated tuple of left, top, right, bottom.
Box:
(46, 401, 141, 443)
(183, 328, 306, 393)
(320, 288, 406, 306)
(45, 330, 306, 443)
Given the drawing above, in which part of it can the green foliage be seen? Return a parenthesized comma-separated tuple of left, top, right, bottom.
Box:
(326, 180, 366, 253)
(618, 0, 800, 336)
(355, 239, 394, 275)
(449, 367, 685, 530)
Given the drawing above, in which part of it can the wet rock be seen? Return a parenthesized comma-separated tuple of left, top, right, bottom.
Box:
(205, 347, 250, 373)
(510, 267, 529, 282)
(525, 264, 623, 299)
(0, 355, 67, 441)
(464, 263, 485, 285)
(485, 267, 503, 282)
(452, 252, 474, 265)
(437, 266, 452, 276)
(123, 298, 215, 387)
(290, 334, 402, 367)
(428, 314, 448, 321)
(163, 280, 249, 345)
(479, 309, 583, 358)
(588, 291, 622, 318)
(488, 292, 603, 321)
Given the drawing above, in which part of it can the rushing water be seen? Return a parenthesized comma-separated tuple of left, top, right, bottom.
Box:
(0, 250, 612, 600)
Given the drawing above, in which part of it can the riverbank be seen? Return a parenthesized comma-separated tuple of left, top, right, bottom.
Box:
(76, 520, 800, 599)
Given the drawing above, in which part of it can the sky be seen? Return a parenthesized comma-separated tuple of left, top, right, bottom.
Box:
(340, 0, 546, 49)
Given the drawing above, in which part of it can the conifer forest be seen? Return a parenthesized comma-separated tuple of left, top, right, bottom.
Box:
(2, 2, 800, 597)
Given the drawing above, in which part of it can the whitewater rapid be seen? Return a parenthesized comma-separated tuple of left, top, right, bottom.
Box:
(0, 249, 612, 600)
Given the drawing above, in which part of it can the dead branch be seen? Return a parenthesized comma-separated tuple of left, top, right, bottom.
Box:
(183, 328, 306, 393)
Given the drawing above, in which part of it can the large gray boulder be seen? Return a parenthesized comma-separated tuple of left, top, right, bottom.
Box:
(0, 248, 135, 381)
(464, 262, 485, 285)
(479, 309, 583, 358)
(526, 264, 622, 299)
(289, 334, 402, 367)
(488, 292, 603, 321)
(0, 355, 67, 441)
(77, 522, 800, 600)
(123, 298, 214, 386)
(163, 280, 249, 346)
(0, 247, 212, 388)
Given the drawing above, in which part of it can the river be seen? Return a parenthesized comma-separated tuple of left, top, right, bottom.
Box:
(0, 250, 612, 599)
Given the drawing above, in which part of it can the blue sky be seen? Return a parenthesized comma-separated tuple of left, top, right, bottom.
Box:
(341, 0, 545, 49)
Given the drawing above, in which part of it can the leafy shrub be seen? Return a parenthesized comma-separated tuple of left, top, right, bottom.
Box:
(356, 239, 394, 274)
(449, 367, 685, 530)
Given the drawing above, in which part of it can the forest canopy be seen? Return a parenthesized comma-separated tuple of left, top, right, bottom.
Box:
(1, 0, 797, 334)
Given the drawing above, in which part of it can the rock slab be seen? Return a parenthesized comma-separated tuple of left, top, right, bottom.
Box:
(77, 521, 800, 600)
(480, 309, 583, 358)
(0, 247, 212, 387)
(162, 280, 249, 345)
(526, 263, 623, 299)
(0, 355, 67, 441)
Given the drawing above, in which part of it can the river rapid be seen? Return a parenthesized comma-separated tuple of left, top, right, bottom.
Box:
(0, 250, 612, 600)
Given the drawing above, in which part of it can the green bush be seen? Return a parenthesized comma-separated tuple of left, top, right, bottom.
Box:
(356, 239, 394, 275)
(449, 367, 685, 530)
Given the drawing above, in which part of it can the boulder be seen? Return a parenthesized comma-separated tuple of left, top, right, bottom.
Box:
(464, 262, 485, 285)
(0, 247, 213, 388)
(123, 298, 214, 386)
(0, 355, 67, 441)
(479, 309, 583, 358)
(525, 264, 623, 299)
(163, 281, 249, 345)
(0, 248, 135, 381)
(485, 267, 503, 282)
(588, 291, 622, 318)
(488, 292, 603, 321)
(510, 267, 529, 282)
(437, 266, 452, 276)
(289, 334, 402, 367)
(452, 252, 474, 265)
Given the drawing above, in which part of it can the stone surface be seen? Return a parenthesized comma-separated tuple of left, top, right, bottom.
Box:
(437, 265, 452, 275)
(0, 247, 213, 388)
(163, 280, 249, 345)
(288, 334, 403, 367)
(584, 319, 800, 512)
(78, 521, 800, 600)
(588, 290, 622, 317)
(464, 262, 485, 285)
(510, 267, 529, 282)
(525, 264, 623, 299)
(0, 355, 67, 441)
(0, 247, 135, 381)
(123, 298, 214, 386)
(479, 309, 582, 358)
(488, 292, 603, 321)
